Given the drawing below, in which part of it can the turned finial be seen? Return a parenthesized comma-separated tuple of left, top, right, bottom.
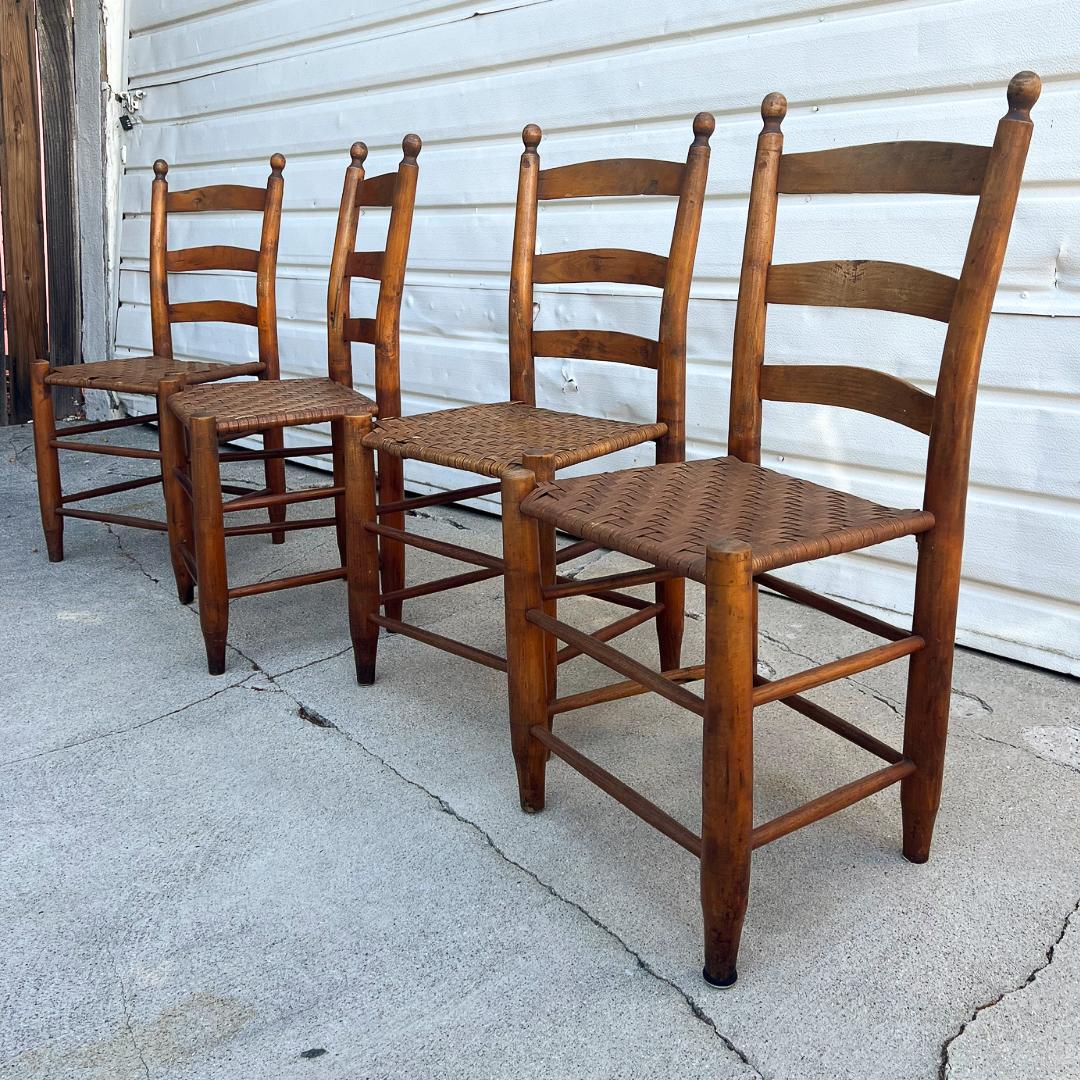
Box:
(401, 133, 422, 164)
(761, 93, 787, 133)
(1007, 71, 1041, 120)
(350, 141, 369, 168)
(692, 111, 716, 146)
(522, 123, 542, 151)
(153, 159, 168, 180)
(270, 152, 286, 177)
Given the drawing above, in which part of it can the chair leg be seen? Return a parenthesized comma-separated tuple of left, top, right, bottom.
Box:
(158, 380, 195, 604)
(30, 361, 64, 562)
(656, 577, 685, 670)
(901, 534, 959, 863)
(538, 520, 558, 698)
(331, 418, 348, 567)
(501, 467, 549, 813)
(262, 425, 287, 544)
(700, 541, 755, 988)
(343, 415, 381, 685)
(377, 452, 405, 621)
(189, 416, 230, 675)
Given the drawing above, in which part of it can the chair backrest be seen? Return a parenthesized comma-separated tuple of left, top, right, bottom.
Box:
(730, 72, 1040, 540)
(149, 154, 285, 376)
(509, 115, 713, 463)
(326, 136, 421, 406)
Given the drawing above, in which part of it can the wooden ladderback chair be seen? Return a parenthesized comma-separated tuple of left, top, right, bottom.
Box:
(160, 138, 422, 674)
(30, 154, 288, 560)
(348, 115, 714, 689)
(495, 74, 1040, 988)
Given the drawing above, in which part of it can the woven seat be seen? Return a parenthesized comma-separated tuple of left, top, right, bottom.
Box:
(521, 456, 935, 581)
(171, 377, 375, 436)
(45, 355, 263, 396)
(366, 401, 667, 477)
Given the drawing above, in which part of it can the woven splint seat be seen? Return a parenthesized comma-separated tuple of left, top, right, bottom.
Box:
(170, 377, 375, 435)
(366, 401, 667, 477)
(45, 356, 264, 396)
(521, 456, 935, 580)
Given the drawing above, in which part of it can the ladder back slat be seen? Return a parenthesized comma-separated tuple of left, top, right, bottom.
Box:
(345, 317, 376, 344)
(778, 141, 991, 195)
(347, 250, 385, 280)
(766, 260, 958, 322)
(538, 158, 685, 200)
(534, 248, 668, 288)
(165, 245, 260, 273)
(532, 328, 659, 368)
(356, 172, 398, 207)
(168, 300, 259, 326)
(760, 364, 935, 434)
(166, 185, 267, 213)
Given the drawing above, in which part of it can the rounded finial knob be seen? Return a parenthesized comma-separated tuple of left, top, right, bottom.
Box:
(350, 141, 369, 168)
(692, 111, 715, 145)
(522, 123, 542, 151)
(153, 159, 169, 179)
(1007, 71, 1041, 118)
(401, 133, 422, 164)
(270, 152, 286, 176)
(761, 93, 787, 133)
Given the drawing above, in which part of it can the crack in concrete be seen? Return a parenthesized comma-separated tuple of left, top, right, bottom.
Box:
(283, 698, 764, 1077)
(406, 507, 471, 531)
(114, 963, 152, 1080)
(0, 676, 253, 770)
(108, 525, 163, 586)
(938, 894, 1080, 1078)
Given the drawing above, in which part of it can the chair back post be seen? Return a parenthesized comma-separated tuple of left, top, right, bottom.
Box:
(256, 153, 285, 378)
(655, 113, 713, 464)
(373, 134, 422, 419)
(509, 124, 542, 405)
(149, 159, 173, 359)
(326, 143, 368, 387)
(922, 72, 1040, 545)
(728, 94, 787, 465)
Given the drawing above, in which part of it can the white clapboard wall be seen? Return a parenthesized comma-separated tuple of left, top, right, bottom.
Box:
(114, 0, 1080, 674)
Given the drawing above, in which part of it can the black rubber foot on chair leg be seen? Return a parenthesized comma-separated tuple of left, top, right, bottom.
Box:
(702, 966, 737, 988)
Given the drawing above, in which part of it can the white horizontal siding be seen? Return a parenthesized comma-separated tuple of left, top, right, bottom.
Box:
(114, 0, 1080, 673)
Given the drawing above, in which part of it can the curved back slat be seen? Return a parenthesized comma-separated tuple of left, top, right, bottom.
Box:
(347, 251, 385, 281)
(760, 364, 935, 434)
(149, 155, 285, 374)
(538, 158, 685, 200)
(165, 245, 260, 273)
(532, 329, 659, 368)
(166, 184, 267, 213)
(765, 260, 957, 322)
(356, 171, 398, 208)
(534, 248, 668, 288)
(168, 300, 259, 326)
(778, 141, 990, 195)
